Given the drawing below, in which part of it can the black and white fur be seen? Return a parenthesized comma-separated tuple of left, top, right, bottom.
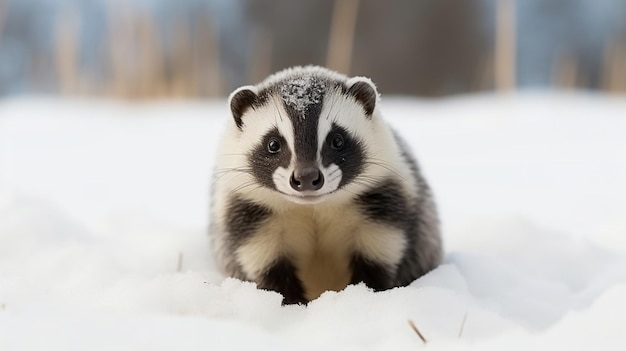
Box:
(210, 66, 442, 304)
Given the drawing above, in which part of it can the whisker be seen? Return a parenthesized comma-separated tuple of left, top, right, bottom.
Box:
(339, 187, 358, 197)
(352, 179, 379, 187)
(328, 168, 341, 177)
(355, 174, 386, 181)
(273, 104, 280, 127)
(364, 158, 400, 170)
(212, 169, 251, 181)
(363, 160, 407, 181)
(220, 153, 248, 157)
(213, 167, 253, 175)
(325, 94, 338, 122)
(273, 100, 285, 122)
(330, 97, 342, 122)
(231, 181, 259, 193)
(238, 184, 264, 196)
(212, 168, 253, 186)
(328, 175, 341, 183)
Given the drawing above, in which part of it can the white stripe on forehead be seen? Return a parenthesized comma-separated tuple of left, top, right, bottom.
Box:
(317, 89, 374, 152)
(237, 96, 295, 159)
(268, 95, 296, 150)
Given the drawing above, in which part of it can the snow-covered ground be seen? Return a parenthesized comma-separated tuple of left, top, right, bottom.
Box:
(1, 92, 625, 350)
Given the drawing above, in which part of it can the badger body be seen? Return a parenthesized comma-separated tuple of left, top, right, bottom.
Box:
(210, 66, 442, 304)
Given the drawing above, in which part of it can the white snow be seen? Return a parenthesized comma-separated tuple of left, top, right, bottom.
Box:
(1, 92, 625, 350)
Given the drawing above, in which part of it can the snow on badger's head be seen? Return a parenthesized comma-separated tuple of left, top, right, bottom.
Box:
(227, 66, 382, 204)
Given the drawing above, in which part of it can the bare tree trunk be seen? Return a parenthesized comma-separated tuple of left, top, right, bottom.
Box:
(249, 27, 273, 84)
(199, 15, 223, 97)
(553, 50, 580, 89)
(0, 0, 7, 39)
(105, 2, 133, 97)
(476, 53, 495, 91)
(55, 10, 81, 95)
(136, 12, 166, 99)
(602, 40, 626, 93)
(326, 0, 359, 75)
(495, 0, 516, 91)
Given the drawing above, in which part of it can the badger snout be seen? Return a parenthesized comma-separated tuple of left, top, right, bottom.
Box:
(290, 166, 324, 191)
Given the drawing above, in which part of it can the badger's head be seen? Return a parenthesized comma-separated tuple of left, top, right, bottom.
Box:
(227, 66, 385, 205)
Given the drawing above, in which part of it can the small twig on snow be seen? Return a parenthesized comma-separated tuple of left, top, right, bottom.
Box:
(177, 252, 183, 272)
(458, 313, 468, 338)
(408, 319, 427, 344)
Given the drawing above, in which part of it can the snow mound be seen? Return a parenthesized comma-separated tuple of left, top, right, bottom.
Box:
(1, 92, 625, 350)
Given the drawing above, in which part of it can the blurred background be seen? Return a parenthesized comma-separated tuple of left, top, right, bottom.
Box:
(0, 0, 624, 99)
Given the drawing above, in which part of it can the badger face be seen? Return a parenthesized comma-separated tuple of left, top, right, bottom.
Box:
(228, 67, 379, 204)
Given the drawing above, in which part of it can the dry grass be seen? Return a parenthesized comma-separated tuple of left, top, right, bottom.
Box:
(408, 319, 428, 344)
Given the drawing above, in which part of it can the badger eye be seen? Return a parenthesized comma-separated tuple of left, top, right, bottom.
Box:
(331, 133, 344, 150)
(267, 138, 281, 153)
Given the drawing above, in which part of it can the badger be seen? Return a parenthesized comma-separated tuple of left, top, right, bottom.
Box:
(210, 66, 442, 305)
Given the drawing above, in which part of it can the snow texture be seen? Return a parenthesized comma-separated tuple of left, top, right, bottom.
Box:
(280, 76, 326, 118)
(1, 92, 626, 350)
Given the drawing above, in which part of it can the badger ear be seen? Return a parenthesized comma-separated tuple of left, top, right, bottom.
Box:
(229, 85, 258, 130)
(346, 77, 378, 117)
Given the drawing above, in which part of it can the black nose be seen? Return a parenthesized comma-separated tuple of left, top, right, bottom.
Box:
(290, 167, 324, 191)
